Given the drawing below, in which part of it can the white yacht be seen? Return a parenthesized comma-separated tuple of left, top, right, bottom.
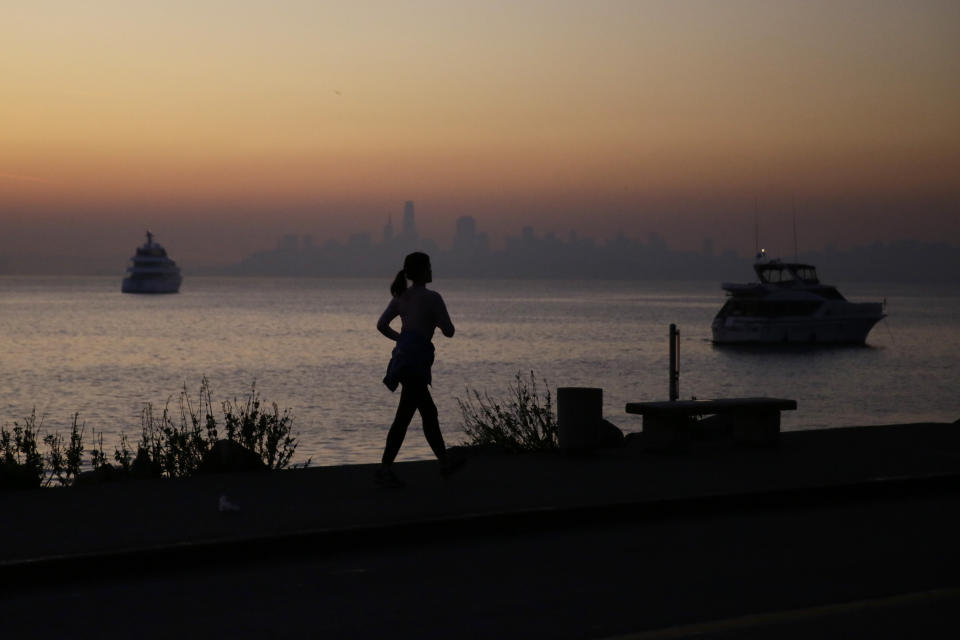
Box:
(121, 231, 182, 294)
(711, 251, 885, 345)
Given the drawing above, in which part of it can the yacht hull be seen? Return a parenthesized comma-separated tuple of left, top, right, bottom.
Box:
(121, 276, 182, 294)
(711, 309, 883, 345)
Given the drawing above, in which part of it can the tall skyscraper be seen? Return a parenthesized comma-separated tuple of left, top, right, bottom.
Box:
(455, 215, 476, 239)
(382, 215, 394, 243)
(402, 201, 417, 241)
(453, 215, 479, 254)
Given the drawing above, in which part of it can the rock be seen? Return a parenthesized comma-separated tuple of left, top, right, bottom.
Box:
(198, 440, 266, 474)
(623, 432, 644, 448)
(130, 448, 163, 479)
(74, 464, 122, 486)
(0, 461, 42, 490)
(597, 418, 625, 448)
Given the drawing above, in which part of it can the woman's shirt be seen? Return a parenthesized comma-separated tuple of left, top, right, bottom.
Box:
(377, 285, 455, 342)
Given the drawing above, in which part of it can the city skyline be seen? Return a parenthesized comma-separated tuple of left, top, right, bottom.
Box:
(222, 201, 960, 284)
(2, 197, 960, 281)
(2, 1, 958, 268)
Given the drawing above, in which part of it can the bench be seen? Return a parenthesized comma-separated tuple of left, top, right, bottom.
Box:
(625, 397, 797, 449)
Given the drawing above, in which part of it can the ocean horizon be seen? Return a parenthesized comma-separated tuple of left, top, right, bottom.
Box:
(2, 275, 958, 467)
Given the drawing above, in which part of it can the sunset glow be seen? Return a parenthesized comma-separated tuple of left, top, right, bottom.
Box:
(2, 1, 958, 267)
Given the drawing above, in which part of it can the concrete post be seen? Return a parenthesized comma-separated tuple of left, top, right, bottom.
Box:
(557, 387, 603, 451)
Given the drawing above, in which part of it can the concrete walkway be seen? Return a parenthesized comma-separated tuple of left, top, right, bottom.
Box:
(2, 422, 959, 580)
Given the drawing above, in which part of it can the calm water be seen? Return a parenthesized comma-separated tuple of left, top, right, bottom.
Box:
(2, 276, 958, 466)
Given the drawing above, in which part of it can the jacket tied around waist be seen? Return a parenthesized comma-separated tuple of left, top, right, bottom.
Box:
(383, 330, 435, 391)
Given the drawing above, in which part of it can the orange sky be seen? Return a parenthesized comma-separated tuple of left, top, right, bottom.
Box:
(2, 1, 958, 268)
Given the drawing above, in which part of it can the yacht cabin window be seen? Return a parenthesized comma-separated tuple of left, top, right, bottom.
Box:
(759, 267, 793, 284)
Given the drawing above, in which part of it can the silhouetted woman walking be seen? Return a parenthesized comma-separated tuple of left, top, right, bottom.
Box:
(376, 252, 462, 487)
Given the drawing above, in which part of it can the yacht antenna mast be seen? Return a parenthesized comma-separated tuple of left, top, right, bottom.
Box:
(753, 200, 760, 258)
(792, 199, 799, 262)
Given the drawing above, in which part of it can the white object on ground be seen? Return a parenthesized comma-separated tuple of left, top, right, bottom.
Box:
(219, 495, 241, 512)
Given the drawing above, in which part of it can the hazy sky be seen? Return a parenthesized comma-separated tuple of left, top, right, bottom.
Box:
(2, 0, 958, 267)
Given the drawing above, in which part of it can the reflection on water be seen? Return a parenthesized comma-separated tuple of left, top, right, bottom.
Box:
(1, 276, 957, 466)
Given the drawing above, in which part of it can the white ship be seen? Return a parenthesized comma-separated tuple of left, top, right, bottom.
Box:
(121, 231, 182, 294)
(711, 251, 885, 345)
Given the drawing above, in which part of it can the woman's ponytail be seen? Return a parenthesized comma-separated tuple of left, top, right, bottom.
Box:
(390, 252, 430, 297)
(390, 269, 407, 297)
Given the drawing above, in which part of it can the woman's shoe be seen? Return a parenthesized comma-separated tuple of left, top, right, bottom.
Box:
(375, 467, 405, 488)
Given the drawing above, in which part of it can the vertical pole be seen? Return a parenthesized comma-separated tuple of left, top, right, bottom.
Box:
(669, 324, 680, 401)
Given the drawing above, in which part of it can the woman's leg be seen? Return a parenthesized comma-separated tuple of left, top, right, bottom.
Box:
(418, 387, 466, 476)
(381, 383, 419, 466)
(416, 386, 447, 459)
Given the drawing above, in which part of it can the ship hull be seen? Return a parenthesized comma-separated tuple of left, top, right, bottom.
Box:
(711, 309, 883, 345)
(121, 275, 182, 294)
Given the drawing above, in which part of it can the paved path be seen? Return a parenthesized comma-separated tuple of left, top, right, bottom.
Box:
(3, 489, 959, 638)
(2, 422, 959, 637)
(2, 422, 959, 568)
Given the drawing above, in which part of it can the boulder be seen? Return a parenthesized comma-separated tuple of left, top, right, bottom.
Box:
(130, 448, 163, 479)
(0, 461, 42, 490)
(74, 464, 121, 486)
(198, 440, 267, 474)
(623, 432, 644, 449)
(597, 418, 625, 448)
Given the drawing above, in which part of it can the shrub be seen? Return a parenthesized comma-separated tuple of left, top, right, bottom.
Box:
(0, 379, 305, 489)
(138, 378, 303, 477)
(0, 409, 45, 489)
(137, 379, 219, 478)
(222, 383, 298, 470)
(458, 371, 558, 452)
(43, 413, 85, 487)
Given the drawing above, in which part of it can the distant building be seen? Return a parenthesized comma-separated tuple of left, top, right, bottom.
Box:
(347, 232, 373, 248)
(401, 201, 418, 242)
(382, 215, 394, 244)
(647, 231, 665, 249)
(453, 215, 488, 254)
(455, 215, 476, 240)
(277, 234, 299, 252)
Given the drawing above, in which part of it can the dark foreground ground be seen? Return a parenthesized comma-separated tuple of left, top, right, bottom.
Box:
(2, 422, 960, 638)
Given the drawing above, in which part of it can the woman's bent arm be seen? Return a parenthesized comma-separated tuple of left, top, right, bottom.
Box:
(377, 300, 401, 341)
(435, 294, 455, 338)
